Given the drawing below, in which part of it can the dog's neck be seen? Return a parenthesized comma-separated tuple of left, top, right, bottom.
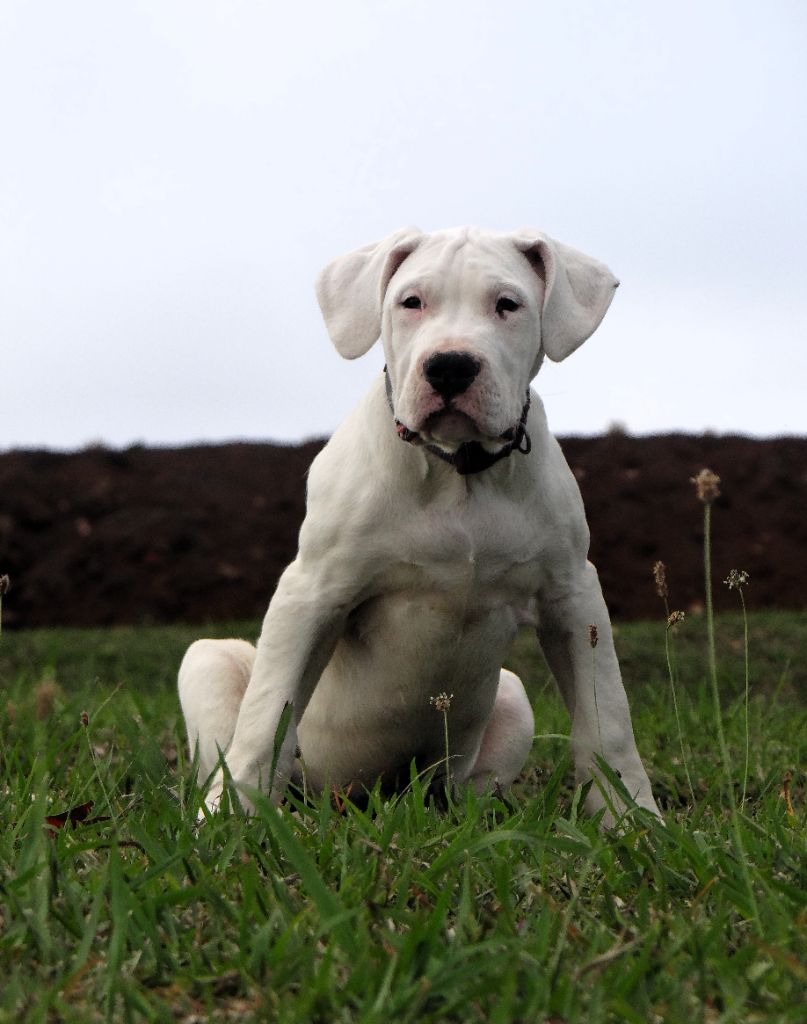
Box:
(383, 367, 531, 476)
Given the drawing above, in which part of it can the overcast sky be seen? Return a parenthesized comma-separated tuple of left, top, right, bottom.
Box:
(2, 0, 805, 450)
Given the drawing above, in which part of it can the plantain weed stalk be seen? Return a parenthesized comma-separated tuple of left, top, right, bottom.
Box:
(725, 568, 752, 808)
(653, 560, 695, 804)
(692, 468, 759, 929)
(429, 691, 454, 794)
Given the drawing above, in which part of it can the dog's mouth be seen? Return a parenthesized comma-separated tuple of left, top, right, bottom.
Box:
(386, 367, 531, 472)
(409, 406, 516, 455)
(421, 409, 483, 448)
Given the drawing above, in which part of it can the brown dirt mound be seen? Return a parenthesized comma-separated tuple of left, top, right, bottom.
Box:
(0, 435, 804, 628)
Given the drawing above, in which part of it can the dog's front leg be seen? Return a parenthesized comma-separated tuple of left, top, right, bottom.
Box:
(204, 559, 349, 814)
(536, 561, 659, 822)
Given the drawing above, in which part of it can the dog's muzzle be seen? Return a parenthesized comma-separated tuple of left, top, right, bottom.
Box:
(384, 367, 531, 476)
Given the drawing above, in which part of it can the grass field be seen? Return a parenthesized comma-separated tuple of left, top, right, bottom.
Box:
(0, 609, 805, 1023)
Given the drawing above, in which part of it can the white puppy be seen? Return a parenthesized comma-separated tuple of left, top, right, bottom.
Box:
(179, 227, 659, 823)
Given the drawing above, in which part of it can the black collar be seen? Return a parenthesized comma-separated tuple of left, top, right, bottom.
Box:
(384, 367, 531, 476)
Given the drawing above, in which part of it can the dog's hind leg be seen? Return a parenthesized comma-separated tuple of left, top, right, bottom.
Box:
(178, 638, 256, 780)
(466, 669, 535, 792)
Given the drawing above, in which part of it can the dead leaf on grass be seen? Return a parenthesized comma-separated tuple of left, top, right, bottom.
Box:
(45, 799, 110, 833)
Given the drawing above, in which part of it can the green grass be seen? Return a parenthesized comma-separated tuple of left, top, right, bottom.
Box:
(1, 612, 805, 1023)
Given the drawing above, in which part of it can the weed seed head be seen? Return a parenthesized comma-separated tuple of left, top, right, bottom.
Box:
(691, 468, 721, 504)
(725, 569, 750, 590)
(588, 624, 599, 648)
(430, 692, 453, 712)
(666, 610, 686, 630)
(653, 561, 668, 600)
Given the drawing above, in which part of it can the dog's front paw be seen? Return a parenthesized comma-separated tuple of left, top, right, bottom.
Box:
(197, 770, 226, 821)
(197, 769, 271, 820)
(584, 762, 662, 828)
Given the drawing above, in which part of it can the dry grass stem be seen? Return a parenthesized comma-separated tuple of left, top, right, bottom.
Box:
(725, 569, 752, 806)
(0, 573, 9, 637)
(35, 680, 60, 720)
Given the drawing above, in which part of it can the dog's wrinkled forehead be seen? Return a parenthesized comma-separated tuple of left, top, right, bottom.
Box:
(386, 229, 541, 305)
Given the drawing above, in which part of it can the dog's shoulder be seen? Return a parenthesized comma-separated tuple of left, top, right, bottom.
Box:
(307, 376, 394, 492)
(299, 378, 402, 557)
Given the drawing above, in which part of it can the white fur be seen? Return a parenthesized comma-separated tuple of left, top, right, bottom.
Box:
(178, 227, 659, 824)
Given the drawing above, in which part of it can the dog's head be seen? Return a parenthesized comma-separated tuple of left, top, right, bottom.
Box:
(316, 227, 618, 454)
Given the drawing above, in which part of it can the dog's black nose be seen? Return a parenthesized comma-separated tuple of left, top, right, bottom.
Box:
(423, 352, 481, 398)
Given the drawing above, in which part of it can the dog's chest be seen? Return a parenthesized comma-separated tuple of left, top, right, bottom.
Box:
(369, 489, 543, 620)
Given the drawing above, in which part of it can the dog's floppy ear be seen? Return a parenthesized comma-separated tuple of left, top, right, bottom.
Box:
(315, 228, 423, 359)
(514, 232, 619, 362)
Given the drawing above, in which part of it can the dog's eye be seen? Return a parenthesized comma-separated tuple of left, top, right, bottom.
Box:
(496, 297, 520, 318)
(401, 295, 422, 310)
